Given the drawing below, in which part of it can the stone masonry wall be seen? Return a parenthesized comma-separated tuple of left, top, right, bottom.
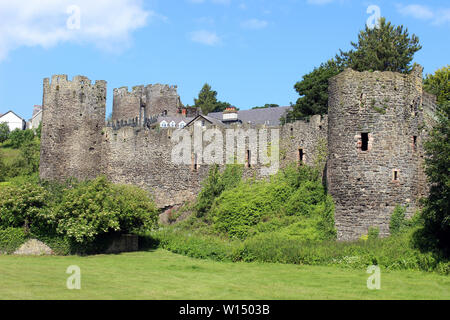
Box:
(327, 66, 430, 240)
(112, 84, 181, 123)
(102, 116, 327, 209)
(39, 75, 106, 181)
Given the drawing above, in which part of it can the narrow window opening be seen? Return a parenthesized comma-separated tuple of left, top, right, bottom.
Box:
(361, 133, 369, 151)
(246, 150, 251, 168)
(413, 136, 417, 151)
(192, 153, 198, 172)
(79, 93, 85, 104)
(298, 148, 304, 165)
(393, 170, 399, 182)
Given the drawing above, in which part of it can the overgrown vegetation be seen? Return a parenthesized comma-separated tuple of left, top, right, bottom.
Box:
(414, 67, 450, 257)
(148, 161, 449, 274)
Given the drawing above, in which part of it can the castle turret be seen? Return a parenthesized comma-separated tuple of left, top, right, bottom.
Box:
(327, 66, 429, 240)
(39, 75, 107, 181)
(111, 83, 182, 124)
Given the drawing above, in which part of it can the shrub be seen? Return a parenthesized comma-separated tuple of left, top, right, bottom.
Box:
(0, 181, 48, 232)
(211, 165, 336, 241)
(390, 205, 407, 235)
(44, 177, 159, 245)
(195, 164, 242, 218)
(0, 123, 9, 143)
(7, 129, 35, 149)
(368, 227, 380, 240)
(0, 227, 27, 254)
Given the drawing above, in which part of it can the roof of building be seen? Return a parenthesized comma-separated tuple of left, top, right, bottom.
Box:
(157, 115, 194, 124)
(185, 114, 225, 127)
(208, 106, 292, 126)
(0, 110, 25, 121)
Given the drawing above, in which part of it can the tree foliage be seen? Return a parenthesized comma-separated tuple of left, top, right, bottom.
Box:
(0, 123, 9, 143)
(195, 164, 243, 218)
(342, 17, 422, 73)
(286, 59, 344, 121)
(287, 18, 422, 121)
(252, 104, 279, 110)
(194, 83, 232, 115)
(0, 182, 48, 233)
(8, 129, 35, 149)
(424, 65, 450, 105)
(44, 177, 159, 244)
(416, 101, 450, 256)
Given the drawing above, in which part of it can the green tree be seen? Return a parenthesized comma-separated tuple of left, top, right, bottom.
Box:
(8, 129, 35, 149)
(287, 18, 422, 122)
(0, 182, 48, 233)
(416, 101, 450, 256)
(194, 83, 231, 115)
(343, 17, 422, 73)
(286, 59, 344, 121)
(252, 104, 279, 110)
(424, 65, 450, 105)
(45, 177, 159, 244)
(0, 123, 9, 143)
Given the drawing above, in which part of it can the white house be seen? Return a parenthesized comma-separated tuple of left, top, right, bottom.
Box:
(0, 111, 26, 131)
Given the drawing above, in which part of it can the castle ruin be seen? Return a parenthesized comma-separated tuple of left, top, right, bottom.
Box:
(39, 66, 436, 240)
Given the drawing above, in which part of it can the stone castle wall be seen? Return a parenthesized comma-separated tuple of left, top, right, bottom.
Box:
(327, 66, 430, 240)
(103, 116, 327, 209)
(39, 68, 435, 240)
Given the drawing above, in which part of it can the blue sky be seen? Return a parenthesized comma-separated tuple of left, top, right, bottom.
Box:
(0, 0, 449, 120)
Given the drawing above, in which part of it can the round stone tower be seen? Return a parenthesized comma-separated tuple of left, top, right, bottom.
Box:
(327, 66, 428, 240)
(40, 75, 107, 181)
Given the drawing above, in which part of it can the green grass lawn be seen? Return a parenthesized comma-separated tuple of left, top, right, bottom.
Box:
(0, 249, 448, 300)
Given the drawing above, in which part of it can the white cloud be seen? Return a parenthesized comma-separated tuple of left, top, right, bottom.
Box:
(397, 4, 434, 20)
(397, 4, 450, 25)
(0, 0, 155, 61)
(241, 19, 268, 30)
(189, 30, 221, 46)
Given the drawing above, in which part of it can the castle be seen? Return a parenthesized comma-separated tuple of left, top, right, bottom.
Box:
(39, 66, 437, 240)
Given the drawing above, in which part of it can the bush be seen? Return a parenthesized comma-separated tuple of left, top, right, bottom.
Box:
(44, 177, 159, 245)
(0, 227, 27, 254)
(390, 205, 407, 235)
(0, 181, 48, 232)
(7, 129, 35, 149)
(195, 164, 242, 218)
(210, 165, 336, 240)
(0, 123, 9, 143)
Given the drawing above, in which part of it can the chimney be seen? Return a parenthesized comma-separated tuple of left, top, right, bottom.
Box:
(223, 106, 238, 122)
